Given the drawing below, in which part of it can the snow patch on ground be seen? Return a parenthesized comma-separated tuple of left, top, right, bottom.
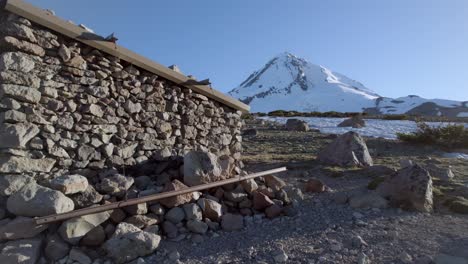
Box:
(457, 112, 468, 117)
(261, 116, 468, 139)
(442, 152, 468, 159)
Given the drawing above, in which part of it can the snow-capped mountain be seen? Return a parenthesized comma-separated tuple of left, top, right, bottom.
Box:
(229, 52, 468, 117)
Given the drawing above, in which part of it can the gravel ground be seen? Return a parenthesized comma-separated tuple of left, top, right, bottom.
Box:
(144, 121, 468, 264)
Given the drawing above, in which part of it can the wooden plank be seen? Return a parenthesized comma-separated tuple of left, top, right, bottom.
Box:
(34, 167, 287, 225)
(2, 0, 250, 113)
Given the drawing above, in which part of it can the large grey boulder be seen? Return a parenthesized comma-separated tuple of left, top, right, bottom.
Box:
(285, 119, 309, 131)
(183, 151, 222, 186)
(0, 174, 35, 196)
(377, 165, 433, 212)
(337, 116, 366, 128)
(58, 210, 111, 245)
(103, 222, 161, 264)
(7, 182, 74, 217)
(0, 238, 43, 264)
(317, 131, 373, 167)
(49, 174, 89, 194)
(0, 216, 48, 240)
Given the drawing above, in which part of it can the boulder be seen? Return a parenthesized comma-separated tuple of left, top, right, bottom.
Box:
(81, 225, 106, 246)
(68, 248, 92, 264)
(7, 182, 74, 217)
(265, 204, 283, 218)
(221, 213, 244, 231)
(304, 178, 326, 193)
(183, 203, 203, 221)
(349, 192, 388, 209)
(49, 174, 89, 194)
(186, 219, 208, 234)
(317, 131, 373, 167)
(0, 174, 35, 196)
(377, 165, 433, 212)
(252, 191, 275, 211)
(337, 116, 365, 128)
(0, 238, 43, 264)
(264, 175, 286, 192)
(159, 179, 193, 208)
(44, 234, 70, 261)
(69, 185, 103, 209)
(58, 210, 111, 245)
(165, 207, 185, 224)
(198, 198, 222, 221)
(103, 222, 161, 264)
(183, 151, 222, 186)
(0, 216, 48, 240)
(241, 179, 258, 194)
(98, 174, 134, 196)
(285, 119, 309, 131)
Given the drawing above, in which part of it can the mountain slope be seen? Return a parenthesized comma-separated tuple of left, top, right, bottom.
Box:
(229, 52, 468, 117)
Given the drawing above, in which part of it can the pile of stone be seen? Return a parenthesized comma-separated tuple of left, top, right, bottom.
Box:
(0, 150, 301, 264)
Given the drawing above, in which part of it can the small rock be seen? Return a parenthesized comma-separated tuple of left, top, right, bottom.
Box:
(69, 248, 92, 264)
(186, 219, 208, 234)
(304, 178, 326, 193)
(165, 207, 185, 224)
(264, 175, 286, 192)
(49, 174, 88, 194)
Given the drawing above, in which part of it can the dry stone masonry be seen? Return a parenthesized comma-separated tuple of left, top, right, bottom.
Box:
(0, 5, 302, 264)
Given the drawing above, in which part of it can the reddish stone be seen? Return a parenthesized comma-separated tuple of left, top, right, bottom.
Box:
(159, 180, 193, 207)
(252, 191, 275, 211)
(265, 204, 282, 218)
(304, 178, 326, 193)
(264, 175, 286, 191)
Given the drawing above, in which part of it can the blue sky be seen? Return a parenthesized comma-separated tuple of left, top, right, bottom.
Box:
(29, 0, 468, 100)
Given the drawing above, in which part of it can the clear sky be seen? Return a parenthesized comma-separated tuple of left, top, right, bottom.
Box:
(28, 0, 468, 101)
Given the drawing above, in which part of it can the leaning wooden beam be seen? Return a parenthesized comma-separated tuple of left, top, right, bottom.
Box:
(34, 167, 288, 225)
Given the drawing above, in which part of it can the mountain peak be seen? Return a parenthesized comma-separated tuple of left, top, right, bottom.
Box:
(228, 53, 467, 117)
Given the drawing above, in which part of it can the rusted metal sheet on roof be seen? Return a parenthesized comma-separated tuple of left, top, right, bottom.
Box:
(2, 0, 250, 113)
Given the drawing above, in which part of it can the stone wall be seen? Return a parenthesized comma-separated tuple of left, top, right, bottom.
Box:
(0, 9, 243, 181)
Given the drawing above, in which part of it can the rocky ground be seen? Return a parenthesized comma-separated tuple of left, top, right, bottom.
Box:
(144, 119, 468, 264)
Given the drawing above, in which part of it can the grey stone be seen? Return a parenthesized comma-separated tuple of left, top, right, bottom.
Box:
(124, 215, 159, 229)
(44, 234, 70, 261)
(124, 100, 142, 113)
(0, 70, 40, 88)
(0, 155, 55, 173)
(49, 174, 89, 194)
(98, 174, 134, 196)
(103, 222, 161, 264)
(425, 163, 455, 181)
(183, 203, 203, 221)
(58, 44, 71, 62)
(183, 151, 222, 186)
(7, 182, 74, 217)
(0, 174, 35, 196)
(124, 202, 148, 215)
(377, 164, 433, 212)
(186, 219, 208, 234)
(69, 185, 103, 208)
(0, 52, 35, 73)
(317, 131, 373, 167)
(198, 198, 222, 221)
(337, 116, 366, 128)
(81, 225, 106, 246)
(0, 238, 43, 264)
(58, 210, 111, 245)
(0, 123, 40, 149)
(69, 248, 92, 264)
(165, 207, 185, 224)
(285, 118, 309, 131)
(0, 216, 48, 240)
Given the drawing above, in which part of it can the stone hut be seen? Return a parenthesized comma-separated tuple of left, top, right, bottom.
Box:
(0, 0, 249, 181)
